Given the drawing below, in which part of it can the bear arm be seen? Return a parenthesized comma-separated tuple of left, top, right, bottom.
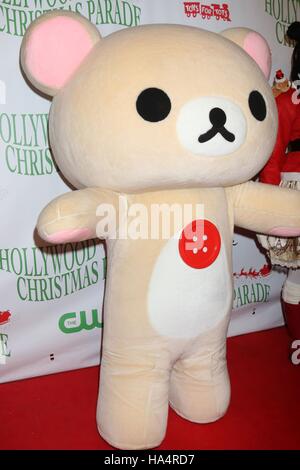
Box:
(37, 188, 120, 243)
(226, 181, 300, 236)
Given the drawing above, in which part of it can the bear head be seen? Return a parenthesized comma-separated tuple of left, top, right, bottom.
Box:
(21, 11, 277, 192)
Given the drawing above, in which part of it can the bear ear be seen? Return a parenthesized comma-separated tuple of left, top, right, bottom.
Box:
(221, 28, 271, 80)
(21, 11, 101, 97)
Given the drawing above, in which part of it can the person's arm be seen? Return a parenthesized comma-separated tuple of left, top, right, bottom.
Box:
(260, 92, 296, 185)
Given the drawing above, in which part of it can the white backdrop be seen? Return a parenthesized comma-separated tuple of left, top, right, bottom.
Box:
(0, 0, 295, 382)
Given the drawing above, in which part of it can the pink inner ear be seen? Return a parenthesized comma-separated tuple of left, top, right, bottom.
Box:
(243, 31, 271, 79)
(26, 16, 96, 90)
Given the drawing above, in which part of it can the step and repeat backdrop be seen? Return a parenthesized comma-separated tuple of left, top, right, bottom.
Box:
(0, 0, 296, 382)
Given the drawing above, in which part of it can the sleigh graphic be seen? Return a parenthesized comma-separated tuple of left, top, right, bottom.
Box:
(0, 310, 11, 325)
(233, 264, 272, 279)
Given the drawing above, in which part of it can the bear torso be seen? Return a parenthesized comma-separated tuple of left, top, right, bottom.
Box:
(104, 187, 233, 343)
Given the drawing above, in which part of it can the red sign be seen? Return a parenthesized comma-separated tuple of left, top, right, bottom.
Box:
(0, 310, 11, 326)
(184, 2, 200, 17)
(184, 2, 231, 21)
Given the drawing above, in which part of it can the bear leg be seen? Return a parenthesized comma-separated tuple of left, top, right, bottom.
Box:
(97, 348, 170, 450)
(169, 341, 230, 423)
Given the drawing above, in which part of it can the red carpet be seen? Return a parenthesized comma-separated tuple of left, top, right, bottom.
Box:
(0, 326, 299, 450)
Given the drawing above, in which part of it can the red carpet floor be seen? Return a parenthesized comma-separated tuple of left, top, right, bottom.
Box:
(0, 326, 299, 450)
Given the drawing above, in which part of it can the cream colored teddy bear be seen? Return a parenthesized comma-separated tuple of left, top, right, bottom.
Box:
(21, 11, 300, 449)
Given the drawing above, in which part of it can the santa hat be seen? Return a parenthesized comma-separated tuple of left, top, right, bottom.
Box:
(275, 69, 286, 83)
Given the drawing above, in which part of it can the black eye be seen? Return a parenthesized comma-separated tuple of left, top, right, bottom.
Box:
(136, 88, 171, 122)
(248, 90, 267, 121)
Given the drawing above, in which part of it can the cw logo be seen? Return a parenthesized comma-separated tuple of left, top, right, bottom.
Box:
(59, 309, 102, 334)
(291, 340, 300, 365)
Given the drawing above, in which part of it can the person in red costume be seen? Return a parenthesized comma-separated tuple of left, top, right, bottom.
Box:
(259, 22, 300, 343)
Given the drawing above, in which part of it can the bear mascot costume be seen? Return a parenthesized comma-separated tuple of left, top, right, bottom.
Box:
(20, 11, 300, 449)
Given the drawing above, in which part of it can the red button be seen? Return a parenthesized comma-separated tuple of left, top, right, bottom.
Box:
(179, 219, 221, 269)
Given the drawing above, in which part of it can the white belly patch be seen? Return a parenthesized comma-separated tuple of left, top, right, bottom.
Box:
(147, 233, 231, 339)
